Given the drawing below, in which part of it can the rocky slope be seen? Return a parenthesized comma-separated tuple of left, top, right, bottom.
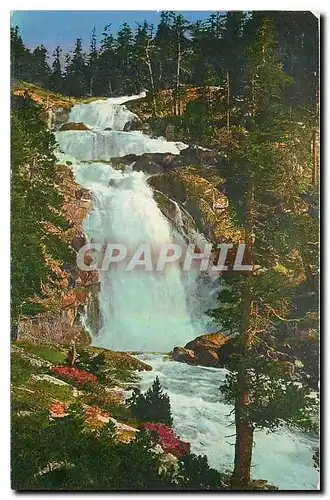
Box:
(12, 340, 151, 440)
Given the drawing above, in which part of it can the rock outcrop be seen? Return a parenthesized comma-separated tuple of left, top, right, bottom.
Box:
(172, 333, 235, 368)
(123, 116, 143, 131)
(110, 152, 182, 175)
(149, 167, 243, 243)
(59, 121, 90, 131)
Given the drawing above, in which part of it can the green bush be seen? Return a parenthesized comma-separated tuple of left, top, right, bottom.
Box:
(127, 376, 173, 426)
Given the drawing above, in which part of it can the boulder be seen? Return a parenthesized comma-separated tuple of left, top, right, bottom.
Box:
(59, 122, 90, 131)
(165, 124, 176, 141)
(110, 152, 182, 174)
(172, 346, 198, 365)
(172, 333, 236, 368)
(142, 123, 152, 136)
(123, 116, 143, 132)
(133, 153, 166, 175)
(179, 145, 223, 168)
(71, 233, 86, 252)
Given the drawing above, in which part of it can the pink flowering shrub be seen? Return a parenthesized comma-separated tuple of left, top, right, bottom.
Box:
(50, 366, 97, 389)
(142, 422, 190, 458)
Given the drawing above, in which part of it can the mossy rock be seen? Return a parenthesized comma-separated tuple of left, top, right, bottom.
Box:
(59, 122, 90, 131)
(82, 346, 152, 373)
(12, 81, 106, 109)
(149, 167, 243, 243)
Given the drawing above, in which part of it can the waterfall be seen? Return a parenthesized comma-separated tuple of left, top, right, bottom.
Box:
(57, 95, 213, 351)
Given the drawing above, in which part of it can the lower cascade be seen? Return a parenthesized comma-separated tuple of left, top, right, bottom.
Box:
(58, 95, 212, 351)
(139, 355, 319, 490)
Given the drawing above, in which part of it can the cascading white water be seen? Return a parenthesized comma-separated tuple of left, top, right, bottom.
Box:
(55, 95, 187, 161)
(74, 162, 204, 351)
(68, 95, 141, 130)
(138, 355, 319, 490)
(56, 95, 318, 490)
(58, 95, 210, 351)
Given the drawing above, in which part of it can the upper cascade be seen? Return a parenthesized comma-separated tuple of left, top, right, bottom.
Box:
(57, 95, 187, 160)
(55, 129, 186, 161)
(68, 95, 142, 131)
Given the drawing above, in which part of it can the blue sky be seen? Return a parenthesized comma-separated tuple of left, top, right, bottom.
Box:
(11, 11, 217, 55)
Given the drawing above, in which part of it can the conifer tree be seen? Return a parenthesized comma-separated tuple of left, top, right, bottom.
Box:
(64, 38, 87, 97)
(31, 45, 50, 87)
(11, 94, 73, 330)
(49, 46, 63, 93)
(210, 19, 318, 488)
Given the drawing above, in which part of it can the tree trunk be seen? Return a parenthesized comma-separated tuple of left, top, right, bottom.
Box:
(231, 182, 255, 489)
(312, 129, 318, 185)
(144, 42, 157, 117)
(312, 85, 319, 185)
(175, 31, 181, 116)
(227, 71, 230, 136)
(232, 392, 254, 488)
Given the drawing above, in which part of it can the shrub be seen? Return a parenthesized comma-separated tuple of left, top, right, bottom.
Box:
(127, 376, 172, 425)
(74, 349, 107, 381)
(50, 366, 97, 389)
(177, 453, 225, 490)
(142, 422, 190, 458)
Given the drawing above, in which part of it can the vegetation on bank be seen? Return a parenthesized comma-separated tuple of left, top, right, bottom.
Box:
(11, 341, 229, 491)
(11, 93, 74, 332)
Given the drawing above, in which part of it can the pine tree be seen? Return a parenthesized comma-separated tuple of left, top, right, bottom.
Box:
(210, 19, 318, 488)
(127, 376, 173, 425)
(115, 22, 134, 94)
(64, 38, 87, 97)
(11, 94, 73, 329)
(87, 26, 98, 96)
(31, 45, 50, 87)
(96, 24, 116, 96)
(10, 26, 33, 82)
(49, 46, 63, 93)
(134, 21, 157, 111)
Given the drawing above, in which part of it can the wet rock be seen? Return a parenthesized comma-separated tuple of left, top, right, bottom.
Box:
(133, 153, 166, 174)
(172, 346, 198, 365)
(172, 333, 235, 368)
(110, 153, 182, 175)
(104, 127, 112, 131)
(59, 122, 90, 131)
(123, 116, 143, 132)
(179, 145, 223, 168)
(53, 107, 70, 129)
(71, 233, 86, 252)
(165, 124, 176, 141)
(149, 168, 242, 243)
(142, 123, 152, 136)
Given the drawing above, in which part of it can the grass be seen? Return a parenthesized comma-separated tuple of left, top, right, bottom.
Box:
(11, 351, 42, 384)
(30, 378, 74, 401)
(14, 342, 67, 364)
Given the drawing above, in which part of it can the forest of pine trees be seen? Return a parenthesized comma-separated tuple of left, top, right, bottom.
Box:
(11, 11, 318, 108)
